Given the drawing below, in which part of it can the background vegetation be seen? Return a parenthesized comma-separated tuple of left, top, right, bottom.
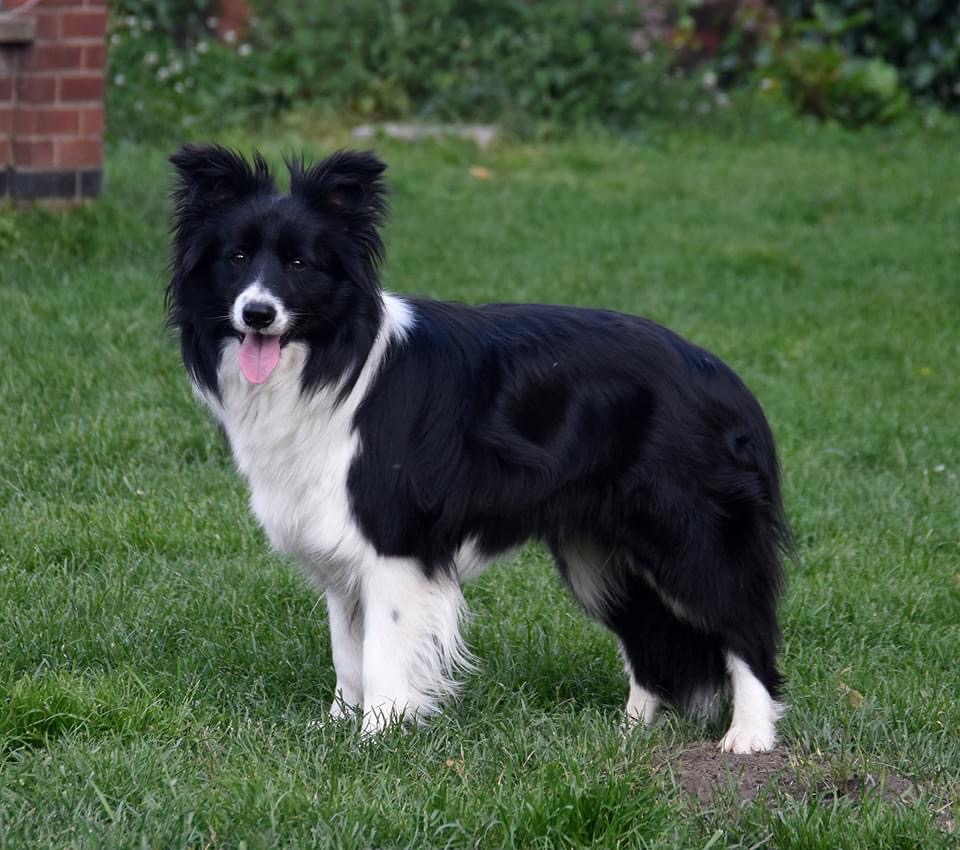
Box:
(106, 0, 959, 142)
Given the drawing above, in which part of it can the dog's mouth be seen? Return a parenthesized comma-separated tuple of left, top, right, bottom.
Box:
(238, 332, 289, 385)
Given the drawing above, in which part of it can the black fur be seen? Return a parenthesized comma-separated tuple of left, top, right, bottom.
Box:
(167, 145, 789, 712)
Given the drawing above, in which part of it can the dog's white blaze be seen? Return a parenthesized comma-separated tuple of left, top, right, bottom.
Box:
(720, 652, 784, 753)
(230, 280, 292, 334)
(203, 293, 473, 728)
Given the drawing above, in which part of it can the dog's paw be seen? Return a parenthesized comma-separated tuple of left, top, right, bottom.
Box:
(625, 684, 660, 727)
(719, 724, 777, 754)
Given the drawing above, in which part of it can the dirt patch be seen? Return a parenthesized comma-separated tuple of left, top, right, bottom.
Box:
(658, 741, 801, 805)
(656, 741, 954, 832)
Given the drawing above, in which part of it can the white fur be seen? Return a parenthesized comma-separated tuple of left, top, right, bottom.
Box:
(325, 588, 363, 718)
(231, 280, 292, 335)
(359, 558, 472, 733)
(626, 680, 661, 726)
(720, 652, 784, 753)
(559, 538, 620, 619)
(200, 293, 474, 731)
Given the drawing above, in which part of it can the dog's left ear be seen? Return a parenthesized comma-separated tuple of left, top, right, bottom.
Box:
(288, 149, 387, 222)
(289, 150, 389, 291)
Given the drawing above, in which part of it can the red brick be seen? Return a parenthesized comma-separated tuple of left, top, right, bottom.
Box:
(15, 106, 81, 135)
(33, 11, 63, 41)
(13, 139, 55, 168)
(20, 44, 84, 73)
(0, 108, 11, 136)
(17, 75, 57, 104)
(14, 0, 86, 6)
(85, 0, 107, 6)
(59, 74, 104, 101)
(80, 106, 103, 135)
(62, 11, 107, 39)
(82, 44, 106, 70)
(55, 138, 102, 168)
(0, 78, 13, 103)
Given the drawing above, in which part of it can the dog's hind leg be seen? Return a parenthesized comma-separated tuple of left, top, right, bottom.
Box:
(325, 589, 364, 718)
(553, 540, 721, 728)
(359, 557, 471, 735)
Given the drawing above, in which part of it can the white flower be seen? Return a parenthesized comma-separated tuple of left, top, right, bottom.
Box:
(113, 73, 126, 86)
(124, 15, 138, 29)
(223, 29, 237, 44)
(760, 77, 775, 91)
(206, 16, 220, 29)
(134, 100, 144, 112)
(157, 67, 170, 81)
(196, 40, 210, 55)
(715, 91, 730, 108)
(169, 59, 184, 75)
(238, 43, 252, 57)
(174, 81, 185, 94)
(702, 71, 718, 90)
(143, 51, 159, 66)
(110, 33, 122, 46)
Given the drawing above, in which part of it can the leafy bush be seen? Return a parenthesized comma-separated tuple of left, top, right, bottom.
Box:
(106, 0, 732, 142)
(777, 0, 960, 108)
(769, 15, 909, 125)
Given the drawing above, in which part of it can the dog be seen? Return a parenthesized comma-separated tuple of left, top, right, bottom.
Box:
(166, 144, 789, 752)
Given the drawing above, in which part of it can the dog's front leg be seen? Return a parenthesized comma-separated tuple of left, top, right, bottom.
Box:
(325, 589, 364, 718)
(359, 558, 469, 735)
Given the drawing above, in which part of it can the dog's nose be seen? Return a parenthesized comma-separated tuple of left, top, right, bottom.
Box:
(242, 301, 277, 330)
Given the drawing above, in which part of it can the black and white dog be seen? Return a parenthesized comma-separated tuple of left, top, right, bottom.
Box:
(167, 145, 789, 752)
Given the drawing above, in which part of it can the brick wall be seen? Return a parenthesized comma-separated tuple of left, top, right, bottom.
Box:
(1, 0, 106, 204)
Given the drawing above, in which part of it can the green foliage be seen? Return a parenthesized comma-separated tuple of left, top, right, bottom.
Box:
(759, 5, 909, 126)
(778, 0, 960, 108)
(106, 1, 729, 142)
(774, 41, 909, 126)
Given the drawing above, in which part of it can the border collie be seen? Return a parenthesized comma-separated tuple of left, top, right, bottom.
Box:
(167, 145, 789, 752)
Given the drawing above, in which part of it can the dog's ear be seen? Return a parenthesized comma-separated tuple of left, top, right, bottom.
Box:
(170, 144, 274, 218)
(288, 150, 389, 291)
(288, 149, 387, 220)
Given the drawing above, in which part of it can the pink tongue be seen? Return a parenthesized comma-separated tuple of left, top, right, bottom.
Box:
(238, 334, 281, 384)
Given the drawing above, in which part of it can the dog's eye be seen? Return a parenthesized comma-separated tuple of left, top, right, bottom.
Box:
(287, 258, 307, 272)
(230, 252, 248, 266)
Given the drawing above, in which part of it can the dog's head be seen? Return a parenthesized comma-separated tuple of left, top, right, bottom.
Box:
(167, 145, 388, 390)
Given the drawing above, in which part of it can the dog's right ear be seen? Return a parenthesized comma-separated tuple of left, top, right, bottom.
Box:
(169, 144, 274, 219)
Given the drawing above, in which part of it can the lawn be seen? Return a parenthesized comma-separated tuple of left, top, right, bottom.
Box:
(0, 120, 958, 848)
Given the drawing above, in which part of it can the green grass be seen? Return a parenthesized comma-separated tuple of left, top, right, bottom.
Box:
(1, 118, 958, 848)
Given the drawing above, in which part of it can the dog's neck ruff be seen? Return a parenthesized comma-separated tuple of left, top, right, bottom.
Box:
(198, 292, 415, 587)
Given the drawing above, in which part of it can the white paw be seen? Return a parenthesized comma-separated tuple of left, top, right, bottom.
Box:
(719, 724, 777, 754)
(625, 685, 660, 727)
(360, 703, 410, 737)
(329, 698, 359, 720)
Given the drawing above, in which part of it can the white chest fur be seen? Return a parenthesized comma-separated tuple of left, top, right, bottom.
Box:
(199, 295, 414, 590)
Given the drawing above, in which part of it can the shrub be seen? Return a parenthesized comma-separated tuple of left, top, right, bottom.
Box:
(106, 0, 732, 142)
(777, 0, 960, 108)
